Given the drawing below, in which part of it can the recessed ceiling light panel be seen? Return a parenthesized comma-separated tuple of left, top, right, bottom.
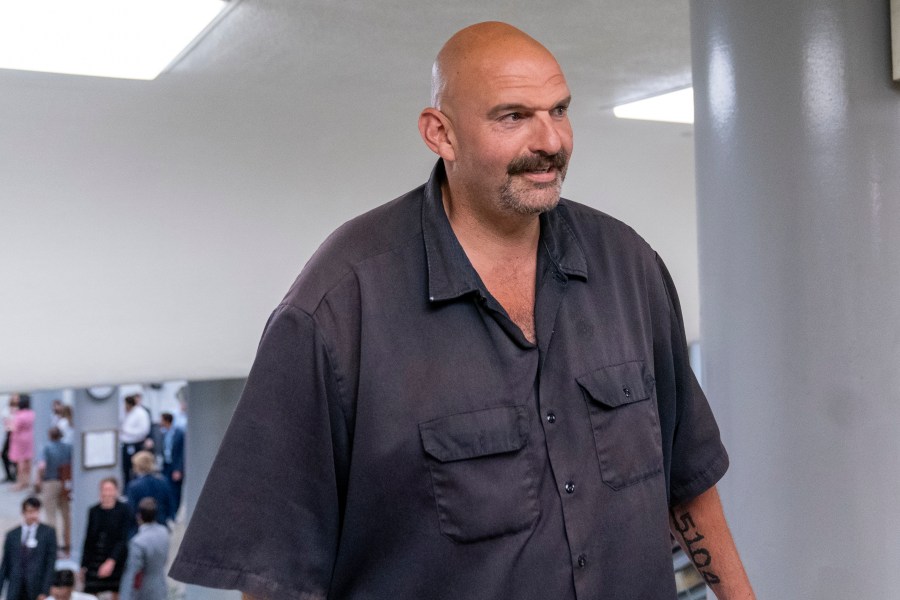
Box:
(0, 0, 229, 80)
(613, 88, 694, 124)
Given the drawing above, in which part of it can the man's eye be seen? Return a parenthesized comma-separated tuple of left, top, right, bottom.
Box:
(553, 106, 568, 117)
(503, 113, 523, 122)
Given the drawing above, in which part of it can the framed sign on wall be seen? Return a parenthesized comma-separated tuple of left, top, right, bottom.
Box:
(82, 430, 118, 469)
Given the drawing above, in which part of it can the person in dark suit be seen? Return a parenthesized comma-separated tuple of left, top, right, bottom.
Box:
(124, 452, 173, 532)
(0, 496, 57, 600)
(158, 413, 184, 518)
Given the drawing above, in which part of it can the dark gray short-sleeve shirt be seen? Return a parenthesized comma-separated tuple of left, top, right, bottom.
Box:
(170, 160, 728, 600)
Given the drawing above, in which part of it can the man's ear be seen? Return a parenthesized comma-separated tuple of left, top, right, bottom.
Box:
(418, 108, 456, 162)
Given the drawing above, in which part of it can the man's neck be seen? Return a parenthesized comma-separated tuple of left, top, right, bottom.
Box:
(441, 182, 541, 343)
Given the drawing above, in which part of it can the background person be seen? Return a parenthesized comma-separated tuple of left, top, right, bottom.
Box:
(49, 400, 63, 428)
(9, 394, 35, 491)
(119, 396, 150, 488)
(81, 478, 132, 600)
(0, 496, 57, 600)
(34, 426, 72, 554)
(124, 452, 173, 531)
(55, 405, 74, 445)
(118, 498, 169, 600)
(157, 413, 184, 519)
(48, 569, 98, 600)
(2, 395, 19, 482)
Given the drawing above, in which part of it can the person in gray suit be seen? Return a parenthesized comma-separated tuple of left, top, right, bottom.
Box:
(0, 496, 57, 600)
(118, 498, 169, 600)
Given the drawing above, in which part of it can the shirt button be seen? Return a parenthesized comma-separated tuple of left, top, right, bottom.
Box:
(565, 481, 575, 494)
(546, 412, 556, 424)
(622, 386, 631, 397)
(577, 554, 587, 568)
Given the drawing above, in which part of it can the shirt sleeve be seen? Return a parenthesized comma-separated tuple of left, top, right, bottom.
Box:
(169, 303, 348, 600)
(654, 254, 729, 506)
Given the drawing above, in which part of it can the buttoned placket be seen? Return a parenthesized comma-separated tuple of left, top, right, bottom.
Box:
(533, 259, 598, 592)
(423, 162, 599, 597)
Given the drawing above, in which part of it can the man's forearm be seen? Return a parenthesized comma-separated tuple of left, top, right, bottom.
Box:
(669, 485, 755, 600)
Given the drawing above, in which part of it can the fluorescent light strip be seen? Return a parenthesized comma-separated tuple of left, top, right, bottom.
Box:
(613, 88, 694, 124)
(0, 0, 228, 80)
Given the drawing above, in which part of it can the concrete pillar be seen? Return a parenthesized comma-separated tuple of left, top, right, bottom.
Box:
(70, 388, 121, 562)
(181, 378, 244, 600)
(691, 1, 900, 597)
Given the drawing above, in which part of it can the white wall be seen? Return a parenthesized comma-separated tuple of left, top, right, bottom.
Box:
(0, 2, 699, 393)
(0, 101, 697, 392)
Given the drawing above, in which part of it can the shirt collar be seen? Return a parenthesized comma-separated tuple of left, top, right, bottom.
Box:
(422, 159, 587, 303)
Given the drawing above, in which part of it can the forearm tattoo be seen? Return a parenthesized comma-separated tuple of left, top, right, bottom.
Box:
(670, 509, 720, 586)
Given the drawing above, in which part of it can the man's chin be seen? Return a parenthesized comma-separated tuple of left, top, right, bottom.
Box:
(500, 179, 562, 215)
(502, 195, 560, 216)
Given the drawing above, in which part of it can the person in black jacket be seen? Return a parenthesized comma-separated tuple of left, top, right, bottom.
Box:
(0, 496, 57, 600)
(81, 478, 132, 599)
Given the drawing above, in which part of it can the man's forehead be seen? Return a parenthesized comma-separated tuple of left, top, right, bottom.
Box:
(489, 69, 569, 90)
(472, 64, 569, 107)
(465, 47, 565, 87)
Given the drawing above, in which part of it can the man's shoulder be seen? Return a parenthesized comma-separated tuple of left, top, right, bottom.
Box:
(559, 198, 649, 240)
(142, 523, 169, 543)
(282, 185, 426, 313)
(129, 529, 147, 547)
(128, 476, 151, 493)
(48, 440, 70, 454)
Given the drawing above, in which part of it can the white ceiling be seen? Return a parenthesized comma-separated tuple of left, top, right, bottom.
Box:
(0, 0, 697, 392)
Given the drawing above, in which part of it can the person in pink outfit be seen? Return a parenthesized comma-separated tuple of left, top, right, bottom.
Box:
(9, 394, 35, 490)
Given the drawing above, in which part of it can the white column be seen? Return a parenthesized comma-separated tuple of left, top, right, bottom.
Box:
(692, 1, 900, 597)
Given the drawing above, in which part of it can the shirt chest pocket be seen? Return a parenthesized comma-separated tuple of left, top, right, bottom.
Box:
(577, 360, 663, 490)
(419, 405, 540, 543)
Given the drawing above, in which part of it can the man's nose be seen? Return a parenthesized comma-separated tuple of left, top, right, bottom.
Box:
(528, 113, 566, 155)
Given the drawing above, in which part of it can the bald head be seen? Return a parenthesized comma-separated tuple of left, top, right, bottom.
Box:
(431, 22, 562, 111)
(418, 22, 573, 218)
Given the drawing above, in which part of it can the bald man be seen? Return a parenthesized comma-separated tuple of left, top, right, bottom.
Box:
(171, 22, 753, 600)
